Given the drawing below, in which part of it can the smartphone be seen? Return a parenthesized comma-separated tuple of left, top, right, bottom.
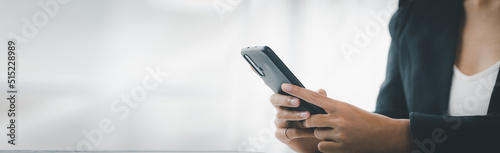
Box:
(241, 46, 326, 114)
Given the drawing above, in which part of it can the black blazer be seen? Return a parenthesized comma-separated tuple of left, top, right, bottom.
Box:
(374, 0, 500, 152)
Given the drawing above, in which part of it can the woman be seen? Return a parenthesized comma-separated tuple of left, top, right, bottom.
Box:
(270, 0, 500, 152)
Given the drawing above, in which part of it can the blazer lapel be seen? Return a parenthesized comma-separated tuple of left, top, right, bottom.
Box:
(403, 0, 464, 114)
(487, 70, 500, 114)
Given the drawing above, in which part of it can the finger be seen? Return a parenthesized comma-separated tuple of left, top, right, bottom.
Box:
(288, 128, 315, 139)
(318, 141, 343, 153)
(275, 119, 305, 128)
(317, 89, 327, 96)
(287, 128, 316, 139)
(276, 128, 316, 142)
(282, 83, 337, 112)
(303, 114, 337, 128)
(314, 127, 341, 142)
(276, 108, 310, 121)
(270, 94, 300, 108)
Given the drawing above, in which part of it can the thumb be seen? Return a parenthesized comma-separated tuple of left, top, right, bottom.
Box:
(317, 89, 327, 96)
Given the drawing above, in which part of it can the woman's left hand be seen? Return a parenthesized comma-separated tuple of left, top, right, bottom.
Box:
(281, 83, 415, 153)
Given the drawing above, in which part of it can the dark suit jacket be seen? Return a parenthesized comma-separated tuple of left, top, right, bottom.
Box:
(374, 0, 500, 152)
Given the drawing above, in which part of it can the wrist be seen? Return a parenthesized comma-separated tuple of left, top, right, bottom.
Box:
(392, 119, 416, 152)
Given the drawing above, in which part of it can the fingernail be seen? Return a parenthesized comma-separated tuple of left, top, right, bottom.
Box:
(283, 84, 292, 92)
(290, 98, 299, 106)
(300, 112, 309, 118)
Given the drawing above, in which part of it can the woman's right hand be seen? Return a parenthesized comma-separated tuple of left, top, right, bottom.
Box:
(271, 89, 327, 153)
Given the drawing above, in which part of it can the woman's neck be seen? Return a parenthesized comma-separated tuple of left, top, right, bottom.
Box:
(456, 0, 500, 75)
(464, 0, 500, 9)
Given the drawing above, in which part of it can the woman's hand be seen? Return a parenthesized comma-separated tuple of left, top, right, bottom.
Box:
(271, 89, 329, 153)
(281, 83, 415, 153)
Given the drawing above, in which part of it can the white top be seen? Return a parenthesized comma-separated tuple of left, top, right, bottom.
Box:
(448, 61, 500, 116)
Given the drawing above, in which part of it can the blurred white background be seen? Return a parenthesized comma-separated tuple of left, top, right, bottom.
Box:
(0, 0, 395, 152)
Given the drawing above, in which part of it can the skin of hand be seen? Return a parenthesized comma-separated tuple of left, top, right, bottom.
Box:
(281, 83, 416, 153)
(270, 89, 329, 153)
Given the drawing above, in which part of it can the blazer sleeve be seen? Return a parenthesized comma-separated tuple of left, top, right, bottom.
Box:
(374, 0, 410, 119)
(374, 38, 409, 119)
(410, 112, 500, 152)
